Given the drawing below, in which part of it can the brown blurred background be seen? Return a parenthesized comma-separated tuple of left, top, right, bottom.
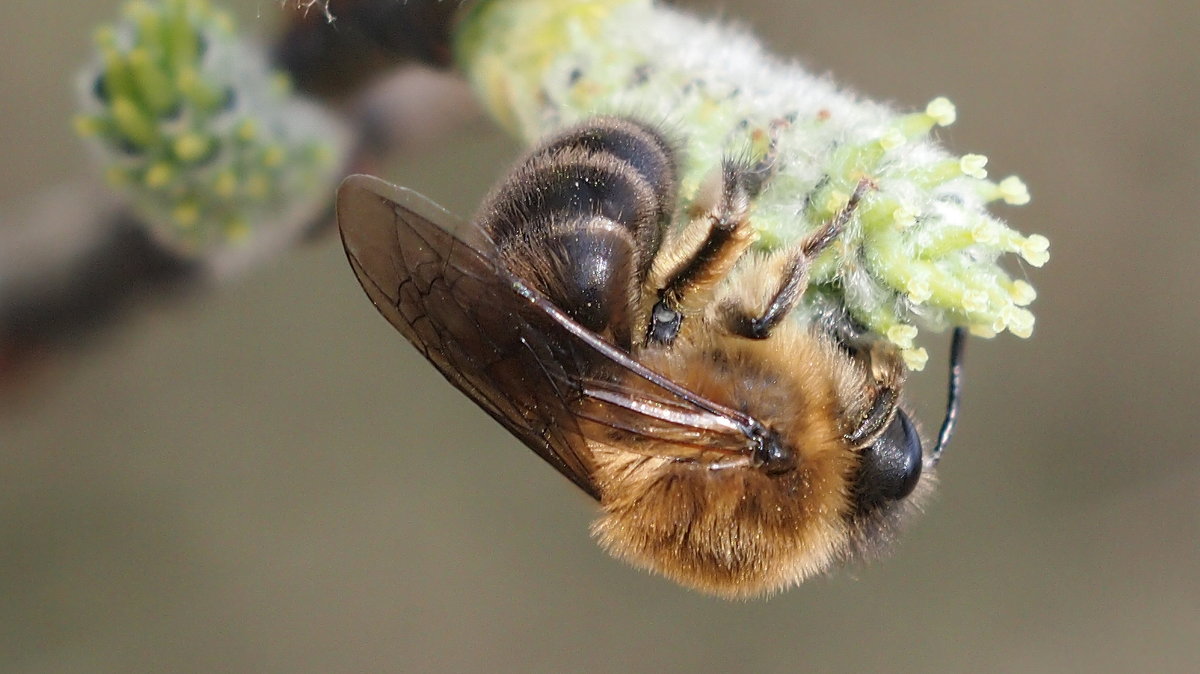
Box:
(2, 1, 1197, 671)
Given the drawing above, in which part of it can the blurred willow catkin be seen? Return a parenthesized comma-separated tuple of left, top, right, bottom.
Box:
(72, 0, 350, 276)
(1, 0, 471, 377)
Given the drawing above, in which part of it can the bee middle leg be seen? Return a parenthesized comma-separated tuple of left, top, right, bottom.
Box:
(724, 178, 871, 340)
(643, 159, 764, 345)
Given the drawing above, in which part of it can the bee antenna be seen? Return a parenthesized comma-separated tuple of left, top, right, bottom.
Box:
(930, 327, 967, 465)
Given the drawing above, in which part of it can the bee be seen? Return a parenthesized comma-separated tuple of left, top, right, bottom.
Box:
(336, 116, 965, 598)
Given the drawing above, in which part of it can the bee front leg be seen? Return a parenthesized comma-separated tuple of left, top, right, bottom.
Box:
(803, 290, 910, 446)
(643, 159, 761, 345)
(844, 339, 909, 445)
(724, 178, 871, 340)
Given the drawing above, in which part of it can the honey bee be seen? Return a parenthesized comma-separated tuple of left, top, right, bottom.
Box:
(337, 116, 965, 598)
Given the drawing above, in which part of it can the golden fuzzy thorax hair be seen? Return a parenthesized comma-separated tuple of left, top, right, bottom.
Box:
(589, 323, 861, 598)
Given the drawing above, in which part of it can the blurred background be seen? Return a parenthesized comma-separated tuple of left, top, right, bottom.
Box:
(2, 0, 1197, 671)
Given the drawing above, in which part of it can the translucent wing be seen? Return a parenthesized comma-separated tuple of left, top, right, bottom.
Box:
(337, 174, 763, 499)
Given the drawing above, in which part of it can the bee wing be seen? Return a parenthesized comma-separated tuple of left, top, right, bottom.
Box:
(338, 174, 605, 497)
(338, 174, 759, 499)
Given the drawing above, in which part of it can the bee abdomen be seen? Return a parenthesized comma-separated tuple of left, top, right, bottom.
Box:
(541, 218, 638, 338)
(534, 116, 678, 229)
(479, 118, 676, 278)
(478, 117, 680, 345)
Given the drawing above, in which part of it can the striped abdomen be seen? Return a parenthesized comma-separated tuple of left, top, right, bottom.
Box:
(476, 117, 677, 347)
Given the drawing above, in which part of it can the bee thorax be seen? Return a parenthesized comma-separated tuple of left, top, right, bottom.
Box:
(588, 441, 852, 598)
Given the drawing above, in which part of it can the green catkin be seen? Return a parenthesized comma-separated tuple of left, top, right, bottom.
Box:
(75, 0, 347, 258)
(456, 0, 1048, 368)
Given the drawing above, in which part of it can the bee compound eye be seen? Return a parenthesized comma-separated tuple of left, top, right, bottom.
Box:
(855, 410, 923, 507)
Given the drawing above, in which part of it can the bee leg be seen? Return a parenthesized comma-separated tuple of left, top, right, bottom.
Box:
(808, 293, 912, 445)
(726, 178, 871, 340)
(737, 117, 785, 199)
(845, 340, 909, 445)
(644, 159, 760, 345)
